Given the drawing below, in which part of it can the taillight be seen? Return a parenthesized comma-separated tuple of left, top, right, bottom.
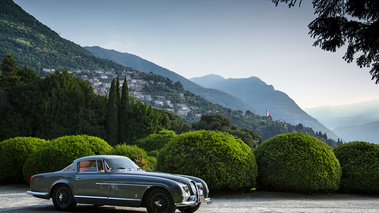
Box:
(30, 176, 33, 182)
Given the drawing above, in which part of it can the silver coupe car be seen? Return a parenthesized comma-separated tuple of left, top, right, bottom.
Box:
(27, 155, 211, 213)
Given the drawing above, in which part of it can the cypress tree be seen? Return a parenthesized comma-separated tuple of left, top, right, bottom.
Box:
(106, 79, 119, 145)
(119, 77, 130, 144)
(116, 76, 121, 105)
(0, 54, 20, 90)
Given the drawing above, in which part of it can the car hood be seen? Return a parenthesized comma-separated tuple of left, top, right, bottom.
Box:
(112, 170, 194, 184)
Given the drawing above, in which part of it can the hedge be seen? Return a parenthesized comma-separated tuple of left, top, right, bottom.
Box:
(157, 130, 257, 192)
(23, 135, 112, 183)
(254, 133, 342, 194)
(333, 141, 379, 194)
(0, 137, 45, 184)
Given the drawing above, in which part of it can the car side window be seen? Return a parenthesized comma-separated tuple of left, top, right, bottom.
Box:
(78, 160, 104, 173)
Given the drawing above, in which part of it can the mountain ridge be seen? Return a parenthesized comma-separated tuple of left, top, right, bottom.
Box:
(191, 74, 339, 140)
(84, 46, 260, 115)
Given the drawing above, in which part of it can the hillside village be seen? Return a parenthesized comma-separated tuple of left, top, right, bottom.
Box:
(42, 68, 200, 118)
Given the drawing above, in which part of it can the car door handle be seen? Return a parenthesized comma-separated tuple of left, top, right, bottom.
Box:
(76, 177, 81, 180)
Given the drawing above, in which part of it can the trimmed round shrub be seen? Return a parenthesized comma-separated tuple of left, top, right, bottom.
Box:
(0, 137, 46, 184)
(254, 133, 342, 194)
(133, 130, 178, 152)
(107, 144, 153, 170)
(333, 141, 379, 194)
(157, 130, 257, 192)
(23, 135, 112, 183)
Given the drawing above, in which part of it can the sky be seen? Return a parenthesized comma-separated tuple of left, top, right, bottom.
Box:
(14, 0, 379, 109)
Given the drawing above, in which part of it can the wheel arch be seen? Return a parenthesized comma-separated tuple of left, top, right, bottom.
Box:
(49, 180, 73, 198)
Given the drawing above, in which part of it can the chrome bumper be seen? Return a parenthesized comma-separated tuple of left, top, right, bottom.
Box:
(176, 195, 212, 207)
(26, 191, 49, 199)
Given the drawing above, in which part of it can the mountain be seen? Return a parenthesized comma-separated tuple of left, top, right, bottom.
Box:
(304, 100, 379, 129)
(84, 46, 260, 115)
(0, 0, 131, 72)
(333, 121, 379, 144)
(191, 75, 339, 140)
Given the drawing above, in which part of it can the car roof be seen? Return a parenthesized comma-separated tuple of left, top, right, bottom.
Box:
(75, 155, 129, 162)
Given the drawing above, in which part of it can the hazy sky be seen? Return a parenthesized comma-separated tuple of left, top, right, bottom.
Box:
(14, 0, 379, 109)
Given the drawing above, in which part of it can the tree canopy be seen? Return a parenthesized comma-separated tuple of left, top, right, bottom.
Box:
(272, 0, 379, 83)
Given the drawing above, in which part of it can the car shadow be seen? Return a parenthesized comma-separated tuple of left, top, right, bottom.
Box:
(3, 204, 148, 213)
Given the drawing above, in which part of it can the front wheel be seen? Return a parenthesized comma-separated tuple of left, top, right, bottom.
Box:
(146, 189, 176, 213)
(52, 185, 77, 211)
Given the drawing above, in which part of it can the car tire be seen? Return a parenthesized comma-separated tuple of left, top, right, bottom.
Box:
(52, 185, 77, 211)
(146, 188, 176, 213)
(179, 203, 201, 213)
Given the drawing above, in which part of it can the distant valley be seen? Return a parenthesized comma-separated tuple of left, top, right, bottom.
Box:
(305, 100, 379, 144)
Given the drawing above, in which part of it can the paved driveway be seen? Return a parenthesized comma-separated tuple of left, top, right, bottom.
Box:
(1, 185, 378, 213)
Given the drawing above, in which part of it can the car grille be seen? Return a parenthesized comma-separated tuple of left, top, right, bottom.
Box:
(189, 181, 199, 202)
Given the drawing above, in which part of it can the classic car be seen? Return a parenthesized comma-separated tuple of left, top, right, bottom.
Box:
(27, 155, 211, 213)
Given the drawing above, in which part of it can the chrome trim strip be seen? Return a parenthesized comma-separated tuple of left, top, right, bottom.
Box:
(108, 197, 141, 202)
(74, 195, 108, 200)
(74, 195, 141, 202)
(26, 191, 49, 197)
(96, 182, 152, 187)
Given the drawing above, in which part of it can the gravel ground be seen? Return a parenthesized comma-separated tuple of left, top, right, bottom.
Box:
(1, 185, 378, 213)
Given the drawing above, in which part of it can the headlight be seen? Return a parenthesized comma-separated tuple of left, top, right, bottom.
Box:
(196, 183, 204, 196)
(181, 185, 191, 201)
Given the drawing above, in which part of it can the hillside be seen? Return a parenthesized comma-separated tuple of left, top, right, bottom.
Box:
(191, 75, 339, 140)
(0, 0, 132, 72)
(84, 46, 260, 115)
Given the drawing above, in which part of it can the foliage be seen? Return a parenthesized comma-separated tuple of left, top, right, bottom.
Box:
(133, 130, 178, 152)
(333, 141, 379, 194)
(254, 133, 342, 194)
(272, 0, 379, 83)
(0, 137, 45, 184)
(192, 113, 263, 148)
(107, 76, 171, 144)
(125, 100, 171, 141)
(0, 54, 20, 90)
(106, 144, 154, 170)
(23, 135, 112, 183)
(0, 70, 107, 141)
(158, 109, 184, 133)
(119, 77, 130, 143)
(106, 79, 119, 145)
(157, 130, 257, 192)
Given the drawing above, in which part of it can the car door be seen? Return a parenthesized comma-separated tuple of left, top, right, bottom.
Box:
(75, 159, 110, 200)
(108, 173, 152, 204)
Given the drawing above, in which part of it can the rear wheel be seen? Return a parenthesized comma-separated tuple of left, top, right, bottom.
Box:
(146, 189, 175, 213)
(52, 185, 77, 211)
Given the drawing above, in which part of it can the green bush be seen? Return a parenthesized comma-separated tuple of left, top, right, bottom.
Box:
(107, 144, 153, 170)
(333, 141, 379, 194)
(157, 130, 257, 192)
(0, 137, 45, 184)
(133, 130, 178, 152)
(23, 135, 112, 182)
(254, 133, 341, 194)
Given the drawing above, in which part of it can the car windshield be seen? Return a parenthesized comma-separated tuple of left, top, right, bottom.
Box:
(105, 157, 140, 172)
